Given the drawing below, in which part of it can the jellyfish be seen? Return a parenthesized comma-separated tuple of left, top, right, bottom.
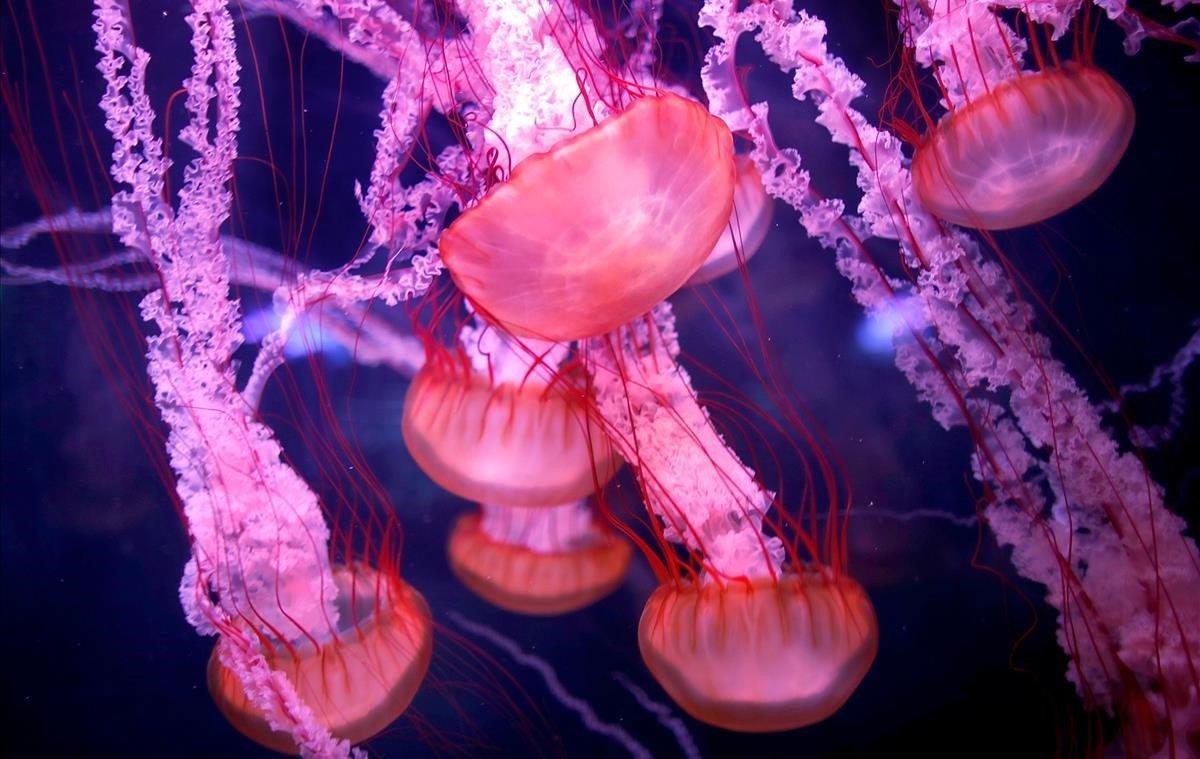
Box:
(1, 2, 437, 754)
(440, 93, 736, 341)
(901, 2, 1134, 229)
(207, 565, 434, 754)
(401, 340, 619, 508)
(639, 573, 877, 731)
(912, 64, 1134, 230)
(448, 502, 632, 615)
(585, 309, 879, 732)
(686, 155, 774, 286)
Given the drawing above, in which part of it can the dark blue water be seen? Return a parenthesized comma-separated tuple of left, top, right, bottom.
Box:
(2, 2, 1198, 756)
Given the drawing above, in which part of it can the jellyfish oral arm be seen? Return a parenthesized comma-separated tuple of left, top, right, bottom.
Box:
(460, 314, 570, 386)
(587, 305, 784, 582)
(898, 0, 1030, 109)
(450, 613, 653, 758)
(92, 3, 363, 754)
(205, 622, 359, 759)
(0, 207, 113, 249)
(239, 0, 404, 81)
(476, 500, 601, 555)
(453, 0, 610, 163)
(990, 0, 1194, 51)
(1, 215, 428, 382)
(259, 2, 485, 252)
(887, 1, 1175, 102)
(1099, 326, 1200, 449)
(95, 0, 340, 636)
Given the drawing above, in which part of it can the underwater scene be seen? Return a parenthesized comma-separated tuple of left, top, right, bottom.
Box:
(1, 0, 1198, 756)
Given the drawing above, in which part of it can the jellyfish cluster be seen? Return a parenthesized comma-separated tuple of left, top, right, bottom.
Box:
(1, 0, 1198, 756)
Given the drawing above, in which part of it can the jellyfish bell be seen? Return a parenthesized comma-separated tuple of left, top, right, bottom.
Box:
(911, 63, 1134, 230)
(402, 356, 620, 508)
(207, 564, 433, 755)
(638, 571, 878, 732)
(440, 92, 736, 341)
(448, 504, 632, 615)
(686, 155, 774, 286)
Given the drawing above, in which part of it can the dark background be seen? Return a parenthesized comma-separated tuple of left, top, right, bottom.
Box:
(2, 1, 1198, 756)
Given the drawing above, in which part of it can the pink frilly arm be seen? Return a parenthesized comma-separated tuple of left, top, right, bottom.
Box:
(93, 2, 358, 755)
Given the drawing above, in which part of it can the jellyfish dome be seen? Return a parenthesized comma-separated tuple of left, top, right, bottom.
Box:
(638, 573, 879, 732)
(912, 64, 1134, 230)
(402, 360, 619, 507)
(447, 505, 631, 615)
(686, 155, 774, 286)
(440, 93, 735, 341)
(207, 565, 433, 754)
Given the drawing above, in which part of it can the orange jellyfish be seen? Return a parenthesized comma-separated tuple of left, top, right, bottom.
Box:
(440, 93, 736, 341)
(448, 503, 632, 615)
(893, 1, 1137, 231)
(401, 355, 619, 507)
(638, 573, 878, 732)
(687, 155, 774, 286)
(912, 63, 1134, 230)
(208, 564, 433, 754)
(585, 310, 878, 733)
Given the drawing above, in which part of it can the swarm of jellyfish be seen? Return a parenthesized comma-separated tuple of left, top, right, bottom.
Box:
(1, 0, 1198, 756)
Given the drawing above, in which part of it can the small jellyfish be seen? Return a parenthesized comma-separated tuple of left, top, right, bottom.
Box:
(686, 155, 774, 286)
(448, 503, 632, 615)
(207, 564, 433, 754)
(913, 63, 1134, 230)
(638, 572, 878, 732)
(440, 93, 735, 341)
(401, 360, 619, 507)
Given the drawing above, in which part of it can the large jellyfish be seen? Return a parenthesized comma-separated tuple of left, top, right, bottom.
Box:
(440, 93, 736, 340)
(898, 1, 1135, 229)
